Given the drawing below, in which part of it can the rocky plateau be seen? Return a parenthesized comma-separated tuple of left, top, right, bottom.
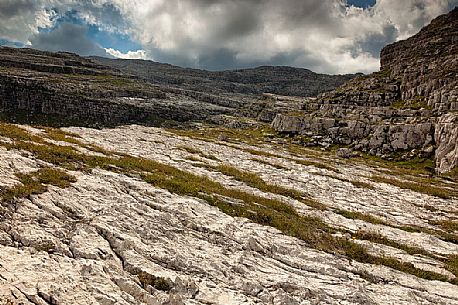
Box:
(0, 6, 457, 305)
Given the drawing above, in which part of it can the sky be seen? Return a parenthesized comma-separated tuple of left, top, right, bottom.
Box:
(0, 0, 456, 74)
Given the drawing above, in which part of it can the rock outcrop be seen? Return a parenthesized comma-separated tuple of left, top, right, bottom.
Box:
(272, 7, 458, 173)
(435, 113, 458, 173)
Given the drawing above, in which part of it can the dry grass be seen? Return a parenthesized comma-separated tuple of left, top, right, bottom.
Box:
(336, 210, 386, 225)
(250, 157, 288, 170)
(372, 175, 456, 199)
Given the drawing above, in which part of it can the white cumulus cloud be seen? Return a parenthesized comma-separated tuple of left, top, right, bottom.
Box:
(105, 48, 147, 59)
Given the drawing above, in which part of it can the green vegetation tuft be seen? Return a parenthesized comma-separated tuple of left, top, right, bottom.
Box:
(1, 168, 76, 203)
(353, 231, 438, 259)
(446, 256, 458, 283)
(391, 96, 432, 110)
(431, 219, 458, 233)
(42, 127, 83, 145)
(0, 123, 43, 142)
(211, 164, 326, 210)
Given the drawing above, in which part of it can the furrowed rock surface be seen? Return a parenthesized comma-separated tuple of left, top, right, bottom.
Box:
(0, 123, 457, 305)
(272, 8, 458, 173)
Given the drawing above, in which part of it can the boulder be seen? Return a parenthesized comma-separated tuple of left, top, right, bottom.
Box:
(435, 113, 458, 174)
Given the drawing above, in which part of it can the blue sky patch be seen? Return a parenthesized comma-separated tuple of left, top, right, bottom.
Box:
(0, 39, 24, 47)
(38, 9, 141, 53)
(86, 25, 142, 53)
(347, 0, 376, 9)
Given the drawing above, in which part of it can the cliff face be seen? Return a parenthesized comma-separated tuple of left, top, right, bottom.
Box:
(272, 7, 458, 173)
(380, 6, 458, 113)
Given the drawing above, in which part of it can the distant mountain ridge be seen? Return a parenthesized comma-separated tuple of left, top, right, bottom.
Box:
(90, 56, 359, 97)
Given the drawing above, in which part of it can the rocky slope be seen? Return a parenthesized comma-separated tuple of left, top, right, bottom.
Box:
(0, 47, 356, 128)
(0, 47, 248, 127)
(0, 122, 457, 305)
(91, 57, 358, 98)
(272, 7, 458, 174)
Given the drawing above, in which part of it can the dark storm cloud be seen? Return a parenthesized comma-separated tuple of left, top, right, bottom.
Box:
(1, 0, 457, 74)
(30, 23, 110, 57)
(0, 0, 36, 17)
(356, 24, 398, 57)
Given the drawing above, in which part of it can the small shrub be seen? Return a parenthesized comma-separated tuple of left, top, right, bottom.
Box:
(137, 271, 171, 291)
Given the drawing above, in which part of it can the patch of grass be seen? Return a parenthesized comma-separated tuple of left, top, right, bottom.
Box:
(0, 123, 43, 142)
(210, 164, 326, 210)
(356, 153, 436, 177)
(1, 168, 76, 203)
(372, 175, 456, 199)
(250, 158, 288, 170)
(3, 140, 87, 170)
(242, 147, 338, 172)
(446, 255, 458, 283)
(430, 219, 458, 233)
(373, 68, 391, 78)
(336, 210, 386, 225)
(169, 125, 338, 172)
(391, 96, 431, 110)
(353, 231, 438, 259)
(30, 167, 77, 188)
(41, 127, 114, 155)
(42, 127, 84, 145)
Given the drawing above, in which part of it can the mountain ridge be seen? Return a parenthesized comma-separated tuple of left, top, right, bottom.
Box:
(90, 56, 359, 98)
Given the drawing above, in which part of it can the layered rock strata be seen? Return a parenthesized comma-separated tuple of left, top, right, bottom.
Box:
(272, 8, 458, 173)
